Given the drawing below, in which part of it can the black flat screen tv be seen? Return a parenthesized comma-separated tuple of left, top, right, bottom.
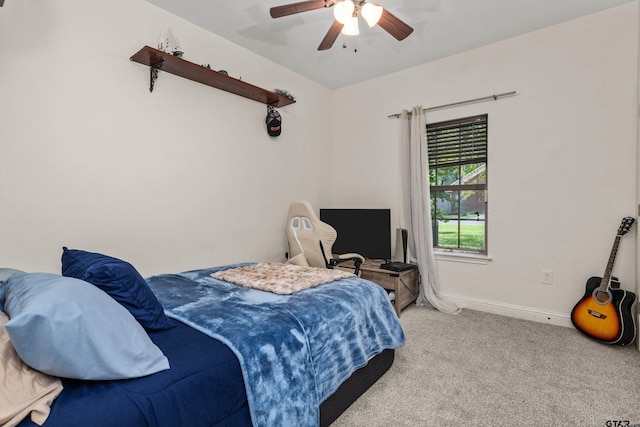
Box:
(319, 208, 391, 260)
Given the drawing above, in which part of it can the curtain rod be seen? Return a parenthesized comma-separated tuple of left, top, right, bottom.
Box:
(387, 91, 517, 119)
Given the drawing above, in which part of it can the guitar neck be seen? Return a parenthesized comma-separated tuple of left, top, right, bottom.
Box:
(599, 234, 622, 291)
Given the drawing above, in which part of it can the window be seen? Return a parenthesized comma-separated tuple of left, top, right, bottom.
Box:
(427, 114, 487, 253)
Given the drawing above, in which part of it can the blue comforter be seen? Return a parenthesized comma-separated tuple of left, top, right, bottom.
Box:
(146, 264, 405, 427)
(18, 319, 251, 427)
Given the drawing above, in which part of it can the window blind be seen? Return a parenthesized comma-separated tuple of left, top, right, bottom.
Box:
(427, 114, 487, 168)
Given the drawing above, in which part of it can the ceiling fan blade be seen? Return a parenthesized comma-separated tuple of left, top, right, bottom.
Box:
(270, 0, 334, 18)
(317, 20, 343, 51)
(377, 8, 413, 41)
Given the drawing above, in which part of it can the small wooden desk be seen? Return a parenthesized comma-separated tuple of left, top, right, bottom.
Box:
(340, 260, 419, 317)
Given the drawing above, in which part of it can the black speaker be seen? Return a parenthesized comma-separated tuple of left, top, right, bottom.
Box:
(400, 228, 408, 263)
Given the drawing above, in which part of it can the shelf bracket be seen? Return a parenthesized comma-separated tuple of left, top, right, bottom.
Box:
(149, 59, 164, 93)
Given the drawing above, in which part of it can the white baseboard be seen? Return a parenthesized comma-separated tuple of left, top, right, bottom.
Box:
(440, 292, 572, 328)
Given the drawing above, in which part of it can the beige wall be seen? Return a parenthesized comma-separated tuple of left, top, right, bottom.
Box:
(330, 3, 639, 325)
(1, 0, 637, 326)
(0, 0, 333, 275)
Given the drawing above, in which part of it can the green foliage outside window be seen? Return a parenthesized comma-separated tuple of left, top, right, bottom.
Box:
(427, 115, 488, 253)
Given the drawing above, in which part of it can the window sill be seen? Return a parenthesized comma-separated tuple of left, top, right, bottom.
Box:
(434, 251, 492, 264)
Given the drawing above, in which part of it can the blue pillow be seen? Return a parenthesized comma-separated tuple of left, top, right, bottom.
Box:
(4, 272, 170, 380)
(0, 268, 24, 309)
(61, 248, 173, 331)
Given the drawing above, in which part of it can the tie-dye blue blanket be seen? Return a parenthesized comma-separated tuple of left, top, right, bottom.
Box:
(146, 264, 405, 427)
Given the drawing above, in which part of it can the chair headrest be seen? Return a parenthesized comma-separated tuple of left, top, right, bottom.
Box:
(285, 200, 337, 268)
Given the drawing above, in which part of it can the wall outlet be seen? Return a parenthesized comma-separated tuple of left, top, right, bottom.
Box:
(541, 270, 553, 285)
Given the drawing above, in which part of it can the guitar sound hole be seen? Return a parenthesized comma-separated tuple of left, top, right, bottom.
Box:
(592, 288, 612, 305)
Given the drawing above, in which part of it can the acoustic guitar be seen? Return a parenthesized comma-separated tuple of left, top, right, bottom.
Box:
(571, 217, 637, 346)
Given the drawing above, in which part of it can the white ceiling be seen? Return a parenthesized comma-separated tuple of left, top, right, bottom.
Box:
(145, 0, 634, 89)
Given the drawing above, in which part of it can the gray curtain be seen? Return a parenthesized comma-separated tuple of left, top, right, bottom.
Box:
(400, 107, 460, 314)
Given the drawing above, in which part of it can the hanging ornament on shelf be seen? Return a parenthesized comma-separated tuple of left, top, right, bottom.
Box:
(157, 28, 183, 58)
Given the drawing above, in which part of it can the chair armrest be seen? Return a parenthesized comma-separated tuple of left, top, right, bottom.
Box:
(336, 253, 365, 263)
(329, 254, 365, 276)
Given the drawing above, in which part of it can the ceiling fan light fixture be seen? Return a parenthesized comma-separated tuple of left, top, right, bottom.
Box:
(361, 3, 383, 27)
(333, 0, 355, 24)
(341, 15, 359, 36)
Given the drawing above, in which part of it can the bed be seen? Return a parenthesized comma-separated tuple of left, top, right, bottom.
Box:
(2, 248, 405, 427)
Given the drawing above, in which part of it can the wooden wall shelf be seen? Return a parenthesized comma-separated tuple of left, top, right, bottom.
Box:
(130, 46, 296, 107)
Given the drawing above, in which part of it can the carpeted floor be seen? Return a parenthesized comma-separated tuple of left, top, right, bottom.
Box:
(331, 305, 640, 427)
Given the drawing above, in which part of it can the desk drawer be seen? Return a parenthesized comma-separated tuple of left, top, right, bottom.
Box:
(360, 271, 397, 290)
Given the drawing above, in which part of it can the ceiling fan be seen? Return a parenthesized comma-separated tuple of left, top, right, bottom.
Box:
(270, 0, 413, 51)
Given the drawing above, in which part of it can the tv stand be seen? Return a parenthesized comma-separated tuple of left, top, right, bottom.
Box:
(339, 259, 419, 317)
